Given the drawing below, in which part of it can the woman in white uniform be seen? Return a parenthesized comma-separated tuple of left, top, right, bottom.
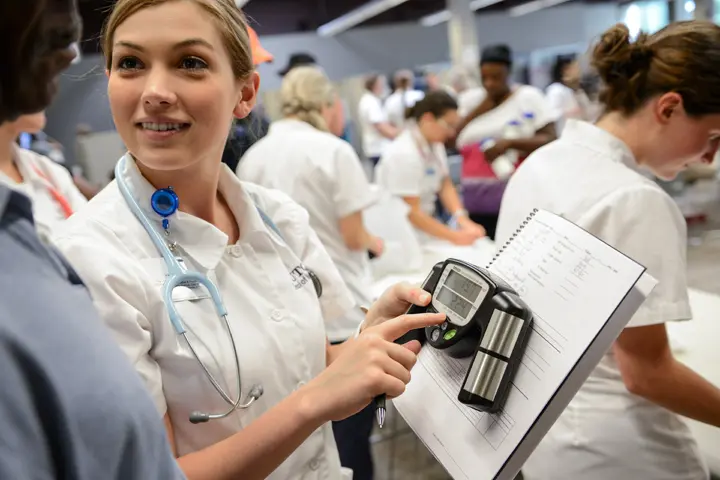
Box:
(545, 54, 596, 133)
(238, 66, 384, 480)
(455, 44, 556, 240)
(497, 22, 720, 480)
(384, 70, 425, 130)
(358, 74, 398, 170)
(52, 1, 445, 479)
(377, 91, 486, 245)
(0, 111, 87, 242)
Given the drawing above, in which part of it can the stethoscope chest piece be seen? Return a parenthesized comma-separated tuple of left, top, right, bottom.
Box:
(151, 187, 179, 231)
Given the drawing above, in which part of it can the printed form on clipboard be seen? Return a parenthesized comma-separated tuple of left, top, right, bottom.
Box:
(393, 208, 658, 480)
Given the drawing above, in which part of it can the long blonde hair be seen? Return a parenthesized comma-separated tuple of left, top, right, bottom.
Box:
(280, 66, 336, 132)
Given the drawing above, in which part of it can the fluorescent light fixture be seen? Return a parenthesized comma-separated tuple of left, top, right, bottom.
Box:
(235, 0, 250, 7)
(419, 0, 504, 27)
(420, 10, 452, 26)
(508, 0, 572, 17)
(317, 0, 411, 37)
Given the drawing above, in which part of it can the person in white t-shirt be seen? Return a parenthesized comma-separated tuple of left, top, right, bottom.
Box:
(454, 44, 557, 239)
(237, 65, 384, 480)
(497, 22, 720, 480)
(545, 54, 597, 133)
(0, 111, 87, 242)
(358, 74, 398, 168)
(377, 91, 486, 245)
(384, 69, 425, 130)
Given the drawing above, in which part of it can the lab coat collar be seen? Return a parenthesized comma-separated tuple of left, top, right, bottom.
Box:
(407, 123, 436, 161)
(269, 118, 316, 135)
(561, 120, 640, 171)
(119, 154, 274, 271)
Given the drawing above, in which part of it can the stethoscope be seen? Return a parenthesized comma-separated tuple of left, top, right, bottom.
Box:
(114, 156, 321, 424)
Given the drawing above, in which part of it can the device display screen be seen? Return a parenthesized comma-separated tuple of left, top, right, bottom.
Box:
(446, 270, 483, 302)
(437, 286, 472, 318)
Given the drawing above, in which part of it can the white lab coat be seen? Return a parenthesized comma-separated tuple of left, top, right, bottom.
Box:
(376, 125, 449, 218)
(496, 120, 708, 480)
(53, 156, 355, 480)
(358, 92, 390, 158)
(545, 82, 596, 133)
(384, 89, 425, 129)
(456, 85, 556, 148)
(238, 119, 374, 342)
(0, 146, 87, 242)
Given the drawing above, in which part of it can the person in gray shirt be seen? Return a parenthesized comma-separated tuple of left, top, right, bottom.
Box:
(0, 1, 184, 478)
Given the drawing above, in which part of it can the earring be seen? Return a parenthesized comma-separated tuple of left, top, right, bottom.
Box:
(151, 187, 179, 235)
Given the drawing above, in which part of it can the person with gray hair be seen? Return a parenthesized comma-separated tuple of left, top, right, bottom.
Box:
(238, 65, 384, 480)
(385, 69, 425, 129)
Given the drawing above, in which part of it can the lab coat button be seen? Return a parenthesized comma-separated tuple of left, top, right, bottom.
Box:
(229, 246, 242, 258)
(296, 380, 306, 390)
(271, 309, 283, 322)
(309, 458, 320, 471)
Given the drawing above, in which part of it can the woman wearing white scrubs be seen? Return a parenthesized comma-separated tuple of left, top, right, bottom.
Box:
(358, 74, 398, 169)
(455, 44, 556, 240)
(384, 69, 425, 130)
(377, 91, 486, 245)
(238, 65, 384, 480)
(51, 1, 444, 479)
(497, 22, 720, 480)
(545, 55, 596, 133)
(0, 111, 87, 242)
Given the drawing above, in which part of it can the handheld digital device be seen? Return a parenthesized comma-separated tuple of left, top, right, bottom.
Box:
(400, 259, 534, 413)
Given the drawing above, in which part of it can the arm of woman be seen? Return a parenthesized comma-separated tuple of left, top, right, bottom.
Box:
(614, 324, 720, 426)
(333, 142, 383, 255)
(438, 177, 486, 237)
(505, 122, 557, 154)
(178, 311, 443, 480)
(587, 187, 720, 427)
(404, 196, 476, 245)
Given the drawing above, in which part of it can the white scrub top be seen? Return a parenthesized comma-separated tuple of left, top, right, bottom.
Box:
(52, 156, 356, 480)
(238, 118, 375, 342)
(545, 82, 595, 133)
(497, 120, 708, 480)
(358, 92, 390, 158)
(456, 85, 556, 148)
(384, 89, 425, 129)
(376, 125, 449, 219)
(457, 87, 486, 118)
(0, 146, 87, 242)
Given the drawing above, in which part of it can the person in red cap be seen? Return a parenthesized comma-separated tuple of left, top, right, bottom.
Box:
(222, 25, 274, 171)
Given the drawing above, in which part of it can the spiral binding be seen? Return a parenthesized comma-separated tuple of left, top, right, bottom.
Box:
(487, 208, 539, 268)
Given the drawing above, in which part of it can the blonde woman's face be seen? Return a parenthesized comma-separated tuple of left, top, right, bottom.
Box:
(107, 1, 257, 172)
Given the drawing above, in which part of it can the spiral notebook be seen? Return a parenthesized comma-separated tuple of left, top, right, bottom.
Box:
(393, 208, 658, 480)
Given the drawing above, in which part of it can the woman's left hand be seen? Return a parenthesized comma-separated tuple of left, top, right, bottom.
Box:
(363, 283, 432, 332)
(484, 138, 511, 162)
(457, 216, 487, 238)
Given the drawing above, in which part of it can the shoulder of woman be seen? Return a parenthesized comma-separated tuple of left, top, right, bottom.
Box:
(16, 148, 68, 180)
(515, 84, 547, 101)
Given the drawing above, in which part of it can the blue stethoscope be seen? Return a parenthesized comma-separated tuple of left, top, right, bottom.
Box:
(115, 156, 292, 424)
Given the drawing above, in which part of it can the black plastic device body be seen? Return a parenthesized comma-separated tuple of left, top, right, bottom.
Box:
(395, 259, 533, 414)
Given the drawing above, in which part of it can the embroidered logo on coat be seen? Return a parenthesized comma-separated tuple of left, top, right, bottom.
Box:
(290, 265, 312, 290)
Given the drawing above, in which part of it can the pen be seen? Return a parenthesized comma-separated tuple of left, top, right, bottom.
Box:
(374, 393, 386, 428)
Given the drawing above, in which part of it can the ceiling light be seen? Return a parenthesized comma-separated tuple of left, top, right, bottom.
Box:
(508, 0, 572, 17)
(419, 0, 504, 27)
(317, 0, 411, 37)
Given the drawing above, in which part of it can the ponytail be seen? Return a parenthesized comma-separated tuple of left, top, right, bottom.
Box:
(281, 66, 335, 132)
